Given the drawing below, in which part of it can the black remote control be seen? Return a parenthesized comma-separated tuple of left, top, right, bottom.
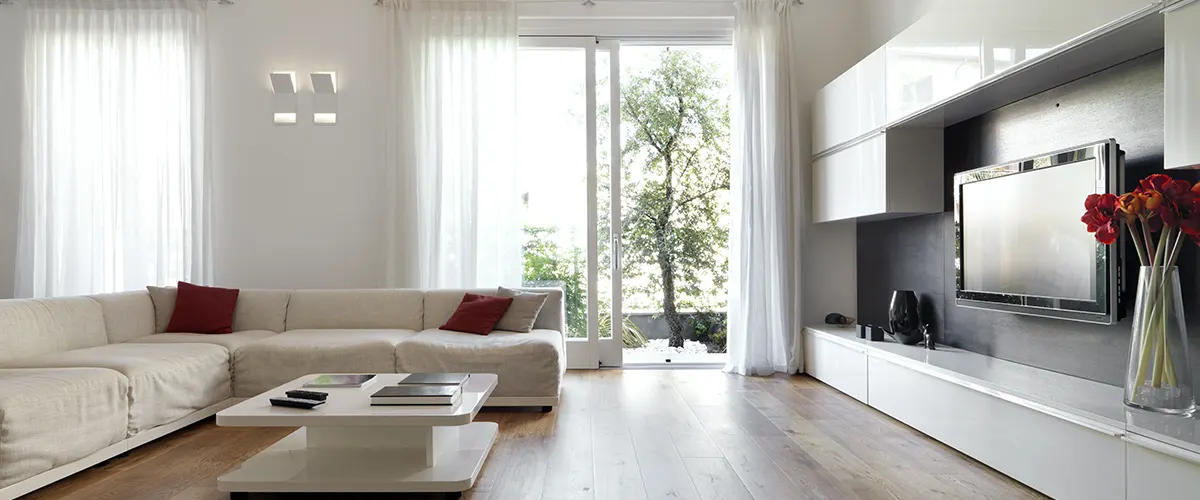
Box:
(285, 390, 329, 401)
(270, 397, 325, 409)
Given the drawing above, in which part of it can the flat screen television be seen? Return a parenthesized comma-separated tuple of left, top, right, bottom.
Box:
(953, 139, 1121, 324)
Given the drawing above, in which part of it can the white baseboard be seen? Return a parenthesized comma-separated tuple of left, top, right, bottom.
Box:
(0, 399, 234, 500)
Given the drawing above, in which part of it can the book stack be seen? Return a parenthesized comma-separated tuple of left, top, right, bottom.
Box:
(369, 373, 470, 406)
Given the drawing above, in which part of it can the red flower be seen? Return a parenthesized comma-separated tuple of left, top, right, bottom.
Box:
(1159, 179, 1200, 235)
(1141, 173, 1173, 193)
(1082, 193, 1120, 244)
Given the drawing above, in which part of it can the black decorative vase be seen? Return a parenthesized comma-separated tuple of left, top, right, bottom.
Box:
(888, 290, 923, 345)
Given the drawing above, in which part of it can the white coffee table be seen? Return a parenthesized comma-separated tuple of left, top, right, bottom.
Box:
(216, 373, 498, 499)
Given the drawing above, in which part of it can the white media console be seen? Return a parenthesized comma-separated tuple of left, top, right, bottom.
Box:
(803, 325, 1200, 500)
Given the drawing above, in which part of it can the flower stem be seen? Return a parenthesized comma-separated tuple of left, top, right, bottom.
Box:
(1128, 222, 1149, 266)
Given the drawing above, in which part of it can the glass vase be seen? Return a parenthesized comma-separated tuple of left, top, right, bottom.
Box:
(1125, 266, 1195, 415)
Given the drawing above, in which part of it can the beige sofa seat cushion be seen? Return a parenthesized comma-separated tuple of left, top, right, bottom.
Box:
(0, 344, 231, 434)
(232, 329, 416, 397)
(284, 290, 423, 330)
(0, 368, 129, 489)
(147, 287, 291, 333)
(88, 291, 156, 343)
(395, 329, 565, 398)
(0, 297, 109, 363)
(423, 288, 565, 332)
(126, 330, 278, 352)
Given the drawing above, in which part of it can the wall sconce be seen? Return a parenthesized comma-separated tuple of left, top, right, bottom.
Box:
(269, 71, 297, 124)
(311, 72, 337, 125)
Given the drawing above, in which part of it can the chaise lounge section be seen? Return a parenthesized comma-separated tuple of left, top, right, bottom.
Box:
(0, 287, 565, 500)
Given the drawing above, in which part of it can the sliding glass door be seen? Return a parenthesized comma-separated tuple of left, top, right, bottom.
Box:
(518, 39, 732, 368)
(517, 37, 622, 368)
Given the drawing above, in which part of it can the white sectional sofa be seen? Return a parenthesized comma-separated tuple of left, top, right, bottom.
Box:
(0, 287, 565, 499)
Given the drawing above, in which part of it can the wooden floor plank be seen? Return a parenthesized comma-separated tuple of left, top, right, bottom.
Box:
(19, 370, 1046, 500)
(682, 458, 754, 500)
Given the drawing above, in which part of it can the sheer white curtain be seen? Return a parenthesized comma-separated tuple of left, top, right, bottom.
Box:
(18, 0, 211, 298)
(384, 0, 522, 289)
(725, 0, 801, 375)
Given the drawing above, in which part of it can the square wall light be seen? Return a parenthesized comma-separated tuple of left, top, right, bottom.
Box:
(311, 72, 337, 125)
(270, 71, 297, 125)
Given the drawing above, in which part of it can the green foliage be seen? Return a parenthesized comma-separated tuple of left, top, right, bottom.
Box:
(522, 226, 587, 338)
(614, 48, 731, 347)
(599, 312, 649, 349)
(691, 311, 728, 353)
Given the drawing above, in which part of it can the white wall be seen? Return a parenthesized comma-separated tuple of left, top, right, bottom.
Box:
(0, 10, 21, 300)
(859, 0, 940, 51)
(793, 0, 874, 326)
(208, 0, 388, 290)
(0, 0, 877, 303)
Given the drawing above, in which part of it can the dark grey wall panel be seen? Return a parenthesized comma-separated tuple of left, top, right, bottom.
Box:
(858, 51, 1200, 386)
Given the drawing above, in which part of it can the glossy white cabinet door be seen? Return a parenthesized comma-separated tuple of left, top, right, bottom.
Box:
(869, 357, 1125, 500)
(813, 47, 887, 155)
(885, 1, 985, 122)
(803, 332, 868, 403)
(885, 0, 1157, 122)
(812, 134, 886, 223)
(977, 0, 1159, 78)
(1166, 0, 1200, 169)
(1126, 438, 1200, 499)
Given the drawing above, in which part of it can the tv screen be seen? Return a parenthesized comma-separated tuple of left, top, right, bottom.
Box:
(954, 139, 1119, 325)
(960, 158, 1098, 301)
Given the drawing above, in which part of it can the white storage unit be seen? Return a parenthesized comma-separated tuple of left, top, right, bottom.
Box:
(1124, 409, 1200, 499)
(1165, 0, 1200, 169)
(810, 0, 1166, 223)
(1125, 438, 1200, 499)
(811, 128, 943, 223)
(869, 356, 1125, 500)
(812, 47, 886, 155)
(885, 0, 1160, 124)
(803, 326, 1133, 499)
(802, 329, 867, 402)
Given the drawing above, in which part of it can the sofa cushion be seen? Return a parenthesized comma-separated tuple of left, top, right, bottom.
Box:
(0, 297, 109, 363)
(441, 293, 513, 335)
(395, 329, 564, 398)
(166, 282, 240, 334)
(284, 290, 423, 330)
(0, 368, 128, 489)
(232, 329, 416, 397)
(0, 344, 231, 434)
(126, 330, 278, 352)
(495, 287, 549, 333)
(88, 291, 156, 343)
(148, 287, 292, 333)
(424, 288, 565, 332)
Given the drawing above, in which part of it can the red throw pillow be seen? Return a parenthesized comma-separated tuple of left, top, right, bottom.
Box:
(165, 281, 240, 334)
(440, 293, 514, 335)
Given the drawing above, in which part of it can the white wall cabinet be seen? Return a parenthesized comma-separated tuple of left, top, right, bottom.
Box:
(1166, 0, 1200, 169)
(813, 47, 886, 155)
(812, 128, 942, 223)
(884, 0, 1158, 124)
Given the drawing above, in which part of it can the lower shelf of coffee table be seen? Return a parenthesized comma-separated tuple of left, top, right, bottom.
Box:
(217, 422, 498, 493)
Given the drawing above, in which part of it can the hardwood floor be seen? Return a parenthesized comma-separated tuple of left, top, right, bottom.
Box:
(20, 370, 1046, 500)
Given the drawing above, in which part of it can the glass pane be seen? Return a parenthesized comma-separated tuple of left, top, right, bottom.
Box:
(518, 47, 589, 340)
(597, 48, 613, 340)
(619, 45, 732, 364)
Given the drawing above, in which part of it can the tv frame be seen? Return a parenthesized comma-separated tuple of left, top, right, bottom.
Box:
(953, 139, 1121, 325)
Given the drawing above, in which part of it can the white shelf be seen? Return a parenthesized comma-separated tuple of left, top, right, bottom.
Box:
(804, 326, 1126, 434)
